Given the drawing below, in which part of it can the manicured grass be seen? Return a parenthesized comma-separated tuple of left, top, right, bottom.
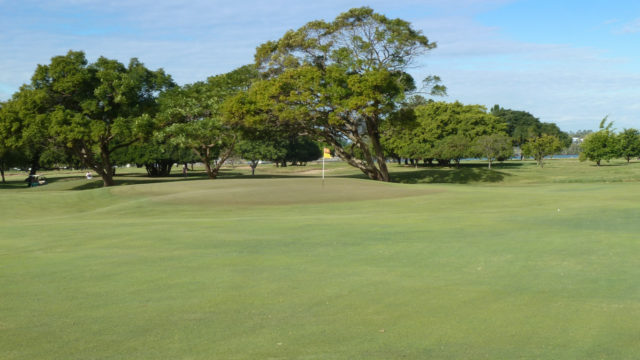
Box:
(1, 159, 640, 359)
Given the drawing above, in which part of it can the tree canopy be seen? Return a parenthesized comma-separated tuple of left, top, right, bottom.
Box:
(225, 7, 440, 181)
(20, 50, 175, 186)
(579, 117, 619, 166)
(473, 133, 513, 169)
(490, 105, 570, 156)
(158, 65, 257, 179)
(521, 134, 563, 168)
(617, 128, 640, 163)
(382, 101, 507, 166)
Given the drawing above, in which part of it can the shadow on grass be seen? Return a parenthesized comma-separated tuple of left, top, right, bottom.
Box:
(390, 162, 524, 169)
(0, 162, 517, 190)
(69, 170, 249, 190)
(0, 170, 248, 191)
(391, 166, 511, 184)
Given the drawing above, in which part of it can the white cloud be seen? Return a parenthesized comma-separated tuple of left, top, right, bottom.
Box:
(616, 18, 640, 34)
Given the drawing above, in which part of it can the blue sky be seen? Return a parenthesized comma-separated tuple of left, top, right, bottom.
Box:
(1, 0, 638, 130)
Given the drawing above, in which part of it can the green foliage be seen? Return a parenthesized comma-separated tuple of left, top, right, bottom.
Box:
(0, 86, 52, 174)
(472, 133, 513, 169)
(236, 139, 286, 175)
(521, 134, 563, 168)
(236, 133, 322, 175)
(433, 134, 471, 167)
(382, 101, 506, 164)
(228, 7, 439, 182)
(491, 105, 571, 151)
(617, 128, 640, 163)
(579, 117, 619, 166)
(25, 50, 174, 186)
(159, 65, 257, 179)
(285, 137, 322, 165)
(112, 139, 195, 176)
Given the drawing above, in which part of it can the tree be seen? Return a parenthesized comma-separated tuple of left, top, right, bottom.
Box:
(491, 105, 570, 158)
(27, 51, 174, 186)
(159, 65, 257, 179)
(284, 137, 322, 166)
(473, 134, 512, 169)
(433, 134, 470, 168)
(225, 7, 440, 182)
(579, 117, 618, 166)
(112, 139, 196, 177)
(617, 128, 640, 163)
(235, 139, 286, 176)
(521, 134, 563, 168)
(382, 101, 506, 165)
(0, 147, 29, 183)
(0, 87, 52, 176)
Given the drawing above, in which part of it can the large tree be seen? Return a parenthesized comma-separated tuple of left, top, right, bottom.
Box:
(158, 65, 257, 179)
(27, 51, 174, 186)
(225, 7, 439, 181)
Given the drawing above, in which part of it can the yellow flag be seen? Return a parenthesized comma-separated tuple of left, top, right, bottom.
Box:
(323, 147, 332, 158)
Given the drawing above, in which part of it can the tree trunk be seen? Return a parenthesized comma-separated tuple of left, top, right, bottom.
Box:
(366, 116, 390, 182)
(102, 175, 115, 187)
(488, 159, 492, 169)
(204, 161, 217, 179)
(98, 145, 116, 186)
(250, 161, 258, 176)
(29, 154, 39, 176)
(0, 167, 4, 183)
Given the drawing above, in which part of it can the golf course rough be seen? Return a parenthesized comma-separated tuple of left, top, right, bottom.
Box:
(1, 160, 640, 359)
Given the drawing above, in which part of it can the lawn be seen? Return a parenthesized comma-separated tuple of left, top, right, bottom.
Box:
(1, 159, 640, 359)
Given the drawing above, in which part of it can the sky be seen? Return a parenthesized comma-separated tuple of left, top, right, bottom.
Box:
(1, 0, 638, 131)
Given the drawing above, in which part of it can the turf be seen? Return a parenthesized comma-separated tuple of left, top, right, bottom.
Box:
(1, 160, 640, 359)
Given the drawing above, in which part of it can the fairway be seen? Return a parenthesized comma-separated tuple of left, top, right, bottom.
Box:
(2, 162, 640, 359)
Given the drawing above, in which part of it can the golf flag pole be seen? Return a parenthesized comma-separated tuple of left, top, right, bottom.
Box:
(323, 147, 331, 181)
